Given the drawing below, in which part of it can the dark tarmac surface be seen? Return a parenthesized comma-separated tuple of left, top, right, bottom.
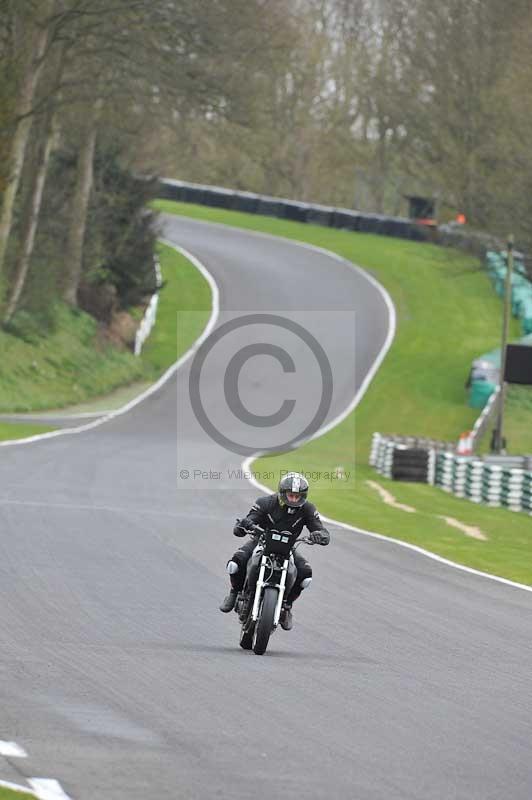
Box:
(0, 215, 530, 799)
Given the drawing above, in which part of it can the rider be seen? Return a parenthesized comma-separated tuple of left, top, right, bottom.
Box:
(219, 472, 330, 631)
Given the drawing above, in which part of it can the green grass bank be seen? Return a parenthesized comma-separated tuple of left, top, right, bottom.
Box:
(0, 242, 211, 440)
(0, 421, 56, 441)
(140, 242, 211, 374)
(0, 789, 36, 800)
(155, 199, 532, 585)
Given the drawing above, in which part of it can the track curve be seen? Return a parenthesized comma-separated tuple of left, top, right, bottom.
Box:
(0, 215, 531, 800)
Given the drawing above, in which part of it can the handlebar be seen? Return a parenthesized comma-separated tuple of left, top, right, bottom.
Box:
(235, 520, 316, 546)
(235, 519, 264, 536)
(293, 537, 315, 548)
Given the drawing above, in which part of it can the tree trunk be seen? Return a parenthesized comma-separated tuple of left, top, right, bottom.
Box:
(62, 99, 103, 307)
(3, 38, 67, 325)
(374, 122, 388, 214)
(3, 109, 59, 325)
(0, 10, 53, 283)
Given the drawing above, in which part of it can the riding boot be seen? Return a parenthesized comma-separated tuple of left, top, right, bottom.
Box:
(219, 588, 237, 613)
(279, 603, 293, 631)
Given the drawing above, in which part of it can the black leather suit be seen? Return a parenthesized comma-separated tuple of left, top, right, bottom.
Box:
(229, 494, 330, 604)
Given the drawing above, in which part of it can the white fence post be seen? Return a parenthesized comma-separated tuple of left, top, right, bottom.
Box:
(134, 255, 162, 356)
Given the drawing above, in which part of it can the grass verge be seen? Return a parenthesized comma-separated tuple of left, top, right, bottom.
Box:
(0, 241, 211, 440)
(0, 421, 56, 441)
(0, 789, 36, 800)
(0, 305, 145, 414)
(155, 199, 532, 585)
(141, 242, 211, 375)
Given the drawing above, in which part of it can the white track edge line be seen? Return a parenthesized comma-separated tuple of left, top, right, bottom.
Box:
(28, 779, 72, 800)
(3, 217, 530, 594)
(0, 741, 27, 758)
(0, 242, 219, 448)
(163, 212, 397, 439)
(243, 451, 532, 595)
(230, 226, 532, 596)
(0, 779, 37, 796)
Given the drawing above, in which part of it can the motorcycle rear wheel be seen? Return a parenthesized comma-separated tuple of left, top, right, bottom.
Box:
(253, 586, 278, 655)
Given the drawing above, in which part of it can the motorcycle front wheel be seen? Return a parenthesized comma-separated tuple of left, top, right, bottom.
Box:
(252, 586, 278, 655)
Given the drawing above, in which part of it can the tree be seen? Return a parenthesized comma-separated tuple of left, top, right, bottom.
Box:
(62, 98, 103, 306)
(483, 5, 532, 250)
(3, 41, 66, 324)
(0, 0, 56, 285)
(400, 0, 530, 224)
(1, 0, 300, 318)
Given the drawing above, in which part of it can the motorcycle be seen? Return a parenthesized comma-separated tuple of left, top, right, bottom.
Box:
(231, 522, 315, 655)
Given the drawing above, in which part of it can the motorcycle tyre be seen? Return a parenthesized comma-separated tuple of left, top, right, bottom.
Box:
(239, 614, 255, 650)
(253, 586, 278, 655)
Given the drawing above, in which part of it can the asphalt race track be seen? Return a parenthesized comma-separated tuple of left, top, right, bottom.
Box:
(0, 215, 531, 800)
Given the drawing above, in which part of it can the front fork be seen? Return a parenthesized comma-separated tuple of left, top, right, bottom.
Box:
(251, 556, 289, 627)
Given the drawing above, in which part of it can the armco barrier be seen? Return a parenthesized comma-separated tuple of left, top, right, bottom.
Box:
(282, 200, 311, 223)
(331, 209, 358, 230)
(232, 191, 260, 214)
(158, 179, 532, 258)
(202, 186, 235, 209)
(158, 178, 429, 242)
(257, 196, 286, 218)
(307, 203, 335, 227)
